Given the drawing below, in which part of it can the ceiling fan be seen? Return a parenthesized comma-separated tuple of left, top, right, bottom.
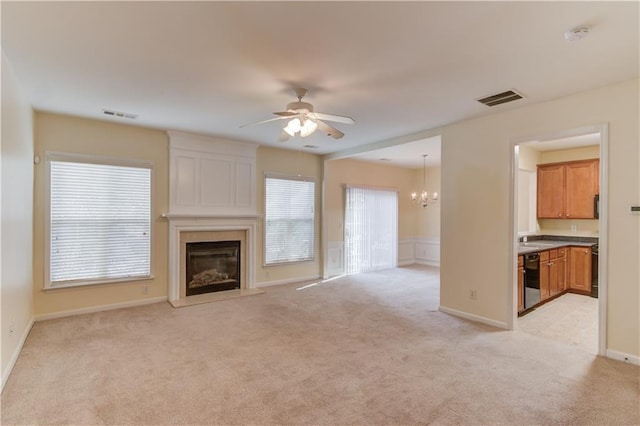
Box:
(241, 88, 355, 142)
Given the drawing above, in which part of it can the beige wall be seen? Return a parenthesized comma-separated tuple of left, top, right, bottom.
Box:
(440, 78, 639, 358)
(256, 146, 323, 283)
(518, 145, 540, 171)
(539, 145, 599, 164)
(1, 51, 34, 384)
(33, 113, 169, 315)
(324, 158, 419, 244)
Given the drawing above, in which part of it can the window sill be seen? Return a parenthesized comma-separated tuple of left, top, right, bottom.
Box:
(44, 275, 154, 291)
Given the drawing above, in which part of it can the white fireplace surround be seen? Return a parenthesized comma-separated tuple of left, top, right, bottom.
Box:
(164, 131, 259, 305)
(165, 215, 257, 304)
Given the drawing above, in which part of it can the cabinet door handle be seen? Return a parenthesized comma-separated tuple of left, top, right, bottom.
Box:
(566, 214, 570, 217)
(558, 214, 562, 217)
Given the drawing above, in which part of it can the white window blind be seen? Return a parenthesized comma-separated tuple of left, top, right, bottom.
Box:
(265, 176, 315, 265)
(48, 159, 151, 287)
(344, 186, 398, 274)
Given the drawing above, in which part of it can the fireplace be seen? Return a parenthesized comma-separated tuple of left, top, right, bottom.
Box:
(186, 240, 241, 296)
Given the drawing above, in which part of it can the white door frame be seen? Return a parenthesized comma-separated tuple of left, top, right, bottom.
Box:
(509, 123, 608, 356)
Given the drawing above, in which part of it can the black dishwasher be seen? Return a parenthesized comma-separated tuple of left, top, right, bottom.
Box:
(524, 253, 540, 309)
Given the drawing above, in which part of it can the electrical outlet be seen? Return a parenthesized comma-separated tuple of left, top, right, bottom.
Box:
(571, 224, 577, 232)
(142, 286, 149, 295)
(9, 321, 14, 334)
(470, 290, 477, 300)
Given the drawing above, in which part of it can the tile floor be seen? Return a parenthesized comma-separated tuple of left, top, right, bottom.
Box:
(518, 293, 599, 354)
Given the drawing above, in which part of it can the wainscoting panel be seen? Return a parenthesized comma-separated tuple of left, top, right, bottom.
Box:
(398, 239, 416, 266)
(327, 241, 345, 277)
(200, 158, 232, 206)
(168, 130, 258, 216)
(415, 238, 440, 266)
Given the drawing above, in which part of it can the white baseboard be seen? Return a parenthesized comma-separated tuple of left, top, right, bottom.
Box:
(398, 259, 414, 267)
(2, 317, 35, 393)
(415, 259, 441, 267)
(256, 275, 321, 288)
(439, 305, 509, 329)
(606, 349, 640, 366)
(35, 296, 168, 322)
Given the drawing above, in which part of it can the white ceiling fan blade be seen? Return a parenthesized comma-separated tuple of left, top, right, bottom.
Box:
(316, 120, 344, 139)
(240, 116, 291, 128)
(273, 111, 300, 118)
(310, 112, 355, 125)
(277, 130, 290, 143)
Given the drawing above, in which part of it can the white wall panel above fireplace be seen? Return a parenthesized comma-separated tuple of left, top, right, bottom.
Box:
(168, 130, 258, 216)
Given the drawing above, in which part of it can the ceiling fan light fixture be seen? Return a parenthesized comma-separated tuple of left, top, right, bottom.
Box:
(284, 118, 301, 136)
(300, 119, 318, 137)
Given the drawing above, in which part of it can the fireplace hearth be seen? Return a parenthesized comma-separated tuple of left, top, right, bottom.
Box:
(186, 240, 240, 296)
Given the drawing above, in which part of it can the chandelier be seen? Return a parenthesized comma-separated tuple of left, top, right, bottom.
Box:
(411, 154, 438, 207)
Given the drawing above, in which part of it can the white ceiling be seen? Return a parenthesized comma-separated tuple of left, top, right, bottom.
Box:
(2, 2, 638, 158)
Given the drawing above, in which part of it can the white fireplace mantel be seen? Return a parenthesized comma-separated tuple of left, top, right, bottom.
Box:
(165, 215, 258, 305)
(165, 131, 260, 305)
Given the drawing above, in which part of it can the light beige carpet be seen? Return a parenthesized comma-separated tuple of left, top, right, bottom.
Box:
(1, 265, 639, 425)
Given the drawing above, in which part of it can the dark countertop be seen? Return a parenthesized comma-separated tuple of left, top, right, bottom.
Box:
(517, 236, 598, 255)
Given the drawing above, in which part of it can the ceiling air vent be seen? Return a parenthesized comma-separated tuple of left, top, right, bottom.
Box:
(102, 109, 138, 120)
(303, 145, 319, 149)
(476, 90, 524, 107)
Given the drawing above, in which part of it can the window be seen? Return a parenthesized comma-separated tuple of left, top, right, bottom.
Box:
(264, 175, 315, 265)
(46, 154, 152, 288)
(344, 186, 398, 274)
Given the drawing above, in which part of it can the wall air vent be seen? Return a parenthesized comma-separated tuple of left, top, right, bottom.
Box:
(102, 109, 138, 120)
(476, 90, 524, 107)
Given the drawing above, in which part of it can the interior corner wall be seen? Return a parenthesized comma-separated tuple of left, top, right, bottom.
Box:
(1, 51, 34, 385)
(256, 146, 324, 284)
(440, 78, 639, 358)
(32, 113, 169, 316)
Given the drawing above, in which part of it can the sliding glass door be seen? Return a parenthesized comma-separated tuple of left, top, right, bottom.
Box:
(344, 186, 398, 274)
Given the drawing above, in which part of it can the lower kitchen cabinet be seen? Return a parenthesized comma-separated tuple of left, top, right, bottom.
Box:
(519, 245, 588, 313)
(540, 251, 550, 301)
(569, 246, 592, 293)
(557, 247, 567, 292)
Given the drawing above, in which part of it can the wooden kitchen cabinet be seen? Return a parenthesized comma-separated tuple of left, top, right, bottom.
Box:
(537, 159, 599, 219)
(568, 246, 592, 293)
(548, 249, 561, 297)
(539, 251, 550, 301)
(565, 160, 599, 218)
(537, 163, 565, 218)
(557, 247, 567, 293)
(517, 255, 524, 312)
(538, 249, 566, 301)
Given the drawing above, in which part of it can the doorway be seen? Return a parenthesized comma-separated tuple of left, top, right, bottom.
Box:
(511, 124, 607, 356)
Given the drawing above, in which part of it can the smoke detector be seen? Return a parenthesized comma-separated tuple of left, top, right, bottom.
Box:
(564, 27, 589, 42)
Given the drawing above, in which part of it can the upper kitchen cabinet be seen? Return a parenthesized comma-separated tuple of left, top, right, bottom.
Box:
(537, 159, 599, 219)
